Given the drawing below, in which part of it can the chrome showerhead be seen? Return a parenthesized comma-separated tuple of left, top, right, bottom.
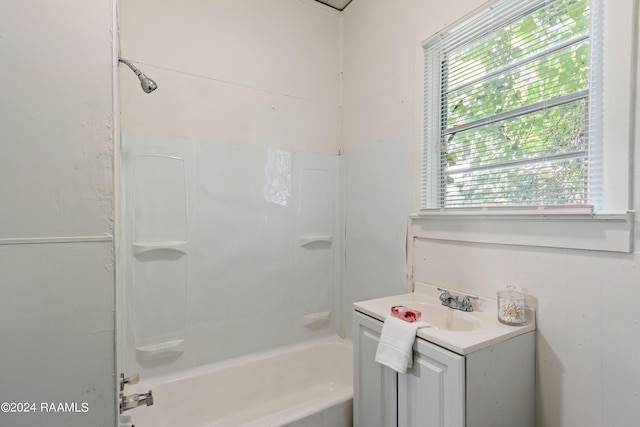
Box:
(139, 75, 158, 94)
(118, 57, 158, 93)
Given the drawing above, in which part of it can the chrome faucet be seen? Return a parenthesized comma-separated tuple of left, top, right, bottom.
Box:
(438, 288, 478, 312)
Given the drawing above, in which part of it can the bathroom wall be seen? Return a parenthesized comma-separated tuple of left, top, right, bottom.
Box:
(5, 0, 636, 425)
(118, 0, 340, 154)
(342, 0, 640, 426)
(0, 2, 115, 427)
(118, 0, 343, 378)
(341, 0, 491, 323)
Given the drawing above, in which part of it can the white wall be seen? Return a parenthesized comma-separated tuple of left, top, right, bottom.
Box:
(119, 0, 341, 154)
(342, 0, 491, 316)
(342, 0, 640, 426)
(0, 2, 115, 427)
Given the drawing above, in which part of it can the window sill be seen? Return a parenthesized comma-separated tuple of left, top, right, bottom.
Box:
(408, 209, 634, 253)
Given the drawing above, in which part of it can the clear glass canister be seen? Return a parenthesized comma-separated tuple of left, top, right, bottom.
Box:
(497, 286, 527, 325)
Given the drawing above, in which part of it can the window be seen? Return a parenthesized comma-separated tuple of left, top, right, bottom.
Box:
(422, 0, 602, 211)
(414, 0, 635, 252)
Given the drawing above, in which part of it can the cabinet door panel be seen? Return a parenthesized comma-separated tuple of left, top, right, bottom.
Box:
(354, 312, 397, 427)
(398, 339, 464, 427)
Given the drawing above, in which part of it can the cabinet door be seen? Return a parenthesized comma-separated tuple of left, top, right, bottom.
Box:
(398, 338, 464, 427)
(353, 311, 398, 427)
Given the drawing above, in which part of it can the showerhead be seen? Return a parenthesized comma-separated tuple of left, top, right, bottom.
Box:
(118, 57, 158, 93)
(139, 75, 158, 94)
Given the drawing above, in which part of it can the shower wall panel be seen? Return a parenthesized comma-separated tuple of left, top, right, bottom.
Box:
(121, 133, 340, 378)
(193, 142, 297, 363)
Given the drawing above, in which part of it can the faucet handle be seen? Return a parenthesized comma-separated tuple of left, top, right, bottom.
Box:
(437, 287, 453, 296)
(437, 288, 454, 302)
(120, 372, 140, 391)
(461, 295, 479, 312)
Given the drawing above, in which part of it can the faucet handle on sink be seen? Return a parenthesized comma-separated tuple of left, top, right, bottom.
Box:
(437, 288, 455, 304)
(461, 295, 479, 312)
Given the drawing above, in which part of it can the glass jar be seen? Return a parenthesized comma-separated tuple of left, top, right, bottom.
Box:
(497, 286, 527, 326)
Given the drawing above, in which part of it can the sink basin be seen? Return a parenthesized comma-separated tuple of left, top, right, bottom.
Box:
(392, 301, 481, 331)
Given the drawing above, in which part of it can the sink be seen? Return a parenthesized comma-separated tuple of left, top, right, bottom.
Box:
(393, 301, 481, 331)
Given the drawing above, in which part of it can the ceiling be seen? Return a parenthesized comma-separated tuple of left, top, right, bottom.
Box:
(314, 0, 353, 11)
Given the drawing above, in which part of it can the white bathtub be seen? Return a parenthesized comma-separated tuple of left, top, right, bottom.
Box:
(120, 335, 353, 427)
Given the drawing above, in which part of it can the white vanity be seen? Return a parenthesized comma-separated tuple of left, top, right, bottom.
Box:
(353, 282, 536, 427)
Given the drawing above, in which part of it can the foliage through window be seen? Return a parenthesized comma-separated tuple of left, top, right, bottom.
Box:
(422, 0, 602, 210)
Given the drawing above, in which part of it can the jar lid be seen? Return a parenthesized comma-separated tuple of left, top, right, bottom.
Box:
(497, 285, 526, 300)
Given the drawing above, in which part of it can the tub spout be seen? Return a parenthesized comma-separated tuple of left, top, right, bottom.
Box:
(119, 390, 154, 413)
(138, 390, 154, 407)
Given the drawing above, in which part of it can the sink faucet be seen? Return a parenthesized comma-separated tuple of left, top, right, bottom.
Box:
(437, 288, 478, 312)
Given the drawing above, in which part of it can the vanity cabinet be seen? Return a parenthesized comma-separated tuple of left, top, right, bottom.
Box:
(353, 310, 535, 427)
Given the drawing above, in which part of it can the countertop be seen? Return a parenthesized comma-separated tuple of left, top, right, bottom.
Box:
(353, 282, 536, 355)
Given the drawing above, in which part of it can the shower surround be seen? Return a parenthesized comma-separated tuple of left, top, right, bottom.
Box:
(118, 0, 342, 373)
(117, 2, 344, 424)
(120, 133, 343, 379)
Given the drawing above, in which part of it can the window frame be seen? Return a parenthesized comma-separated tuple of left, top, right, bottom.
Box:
(412, 0, 636, 253)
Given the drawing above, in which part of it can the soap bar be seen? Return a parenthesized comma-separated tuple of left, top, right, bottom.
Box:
(391, 306, 422, 323)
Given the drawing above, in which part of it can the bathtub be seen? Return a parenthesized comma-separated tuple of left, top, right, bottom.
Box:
(120, 335, 353, 427)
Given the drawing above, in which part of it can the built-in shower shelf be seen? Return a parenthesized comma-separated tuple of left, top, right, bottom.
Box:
(299, 235, 333, 247)
(132, 241, 188, 256)
(303, 310, 331, 327)
(136, 339, 185, 361)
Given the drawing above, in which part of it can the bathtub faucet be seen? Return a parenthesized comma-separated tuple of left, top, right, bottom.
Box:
(437, 288, 478, 312)
(119, 390, 154, 413)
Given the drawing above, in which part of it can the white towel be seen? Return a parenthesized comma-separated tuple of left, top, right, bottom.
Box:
(375, 316, 430, 373)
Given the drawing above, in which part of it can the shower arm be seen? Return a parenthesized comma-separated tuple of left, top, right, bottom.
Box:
(118, 57, 143, 77)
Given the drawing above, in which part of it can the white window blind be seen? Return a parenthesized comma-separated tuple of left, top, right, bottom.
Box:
(422, 0, 603, 211)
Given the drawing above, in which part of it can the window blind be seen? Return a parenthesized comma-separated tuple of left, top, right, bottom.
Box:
(422, 0, 603, 210)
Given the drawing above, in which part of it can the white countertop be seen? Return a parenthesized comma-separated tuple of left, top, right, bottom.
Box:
(353, 282, 536, 355)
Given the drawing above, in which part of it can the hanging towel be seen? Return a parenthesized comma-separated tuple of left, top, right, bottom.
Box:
(375, 316, 430, 373)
